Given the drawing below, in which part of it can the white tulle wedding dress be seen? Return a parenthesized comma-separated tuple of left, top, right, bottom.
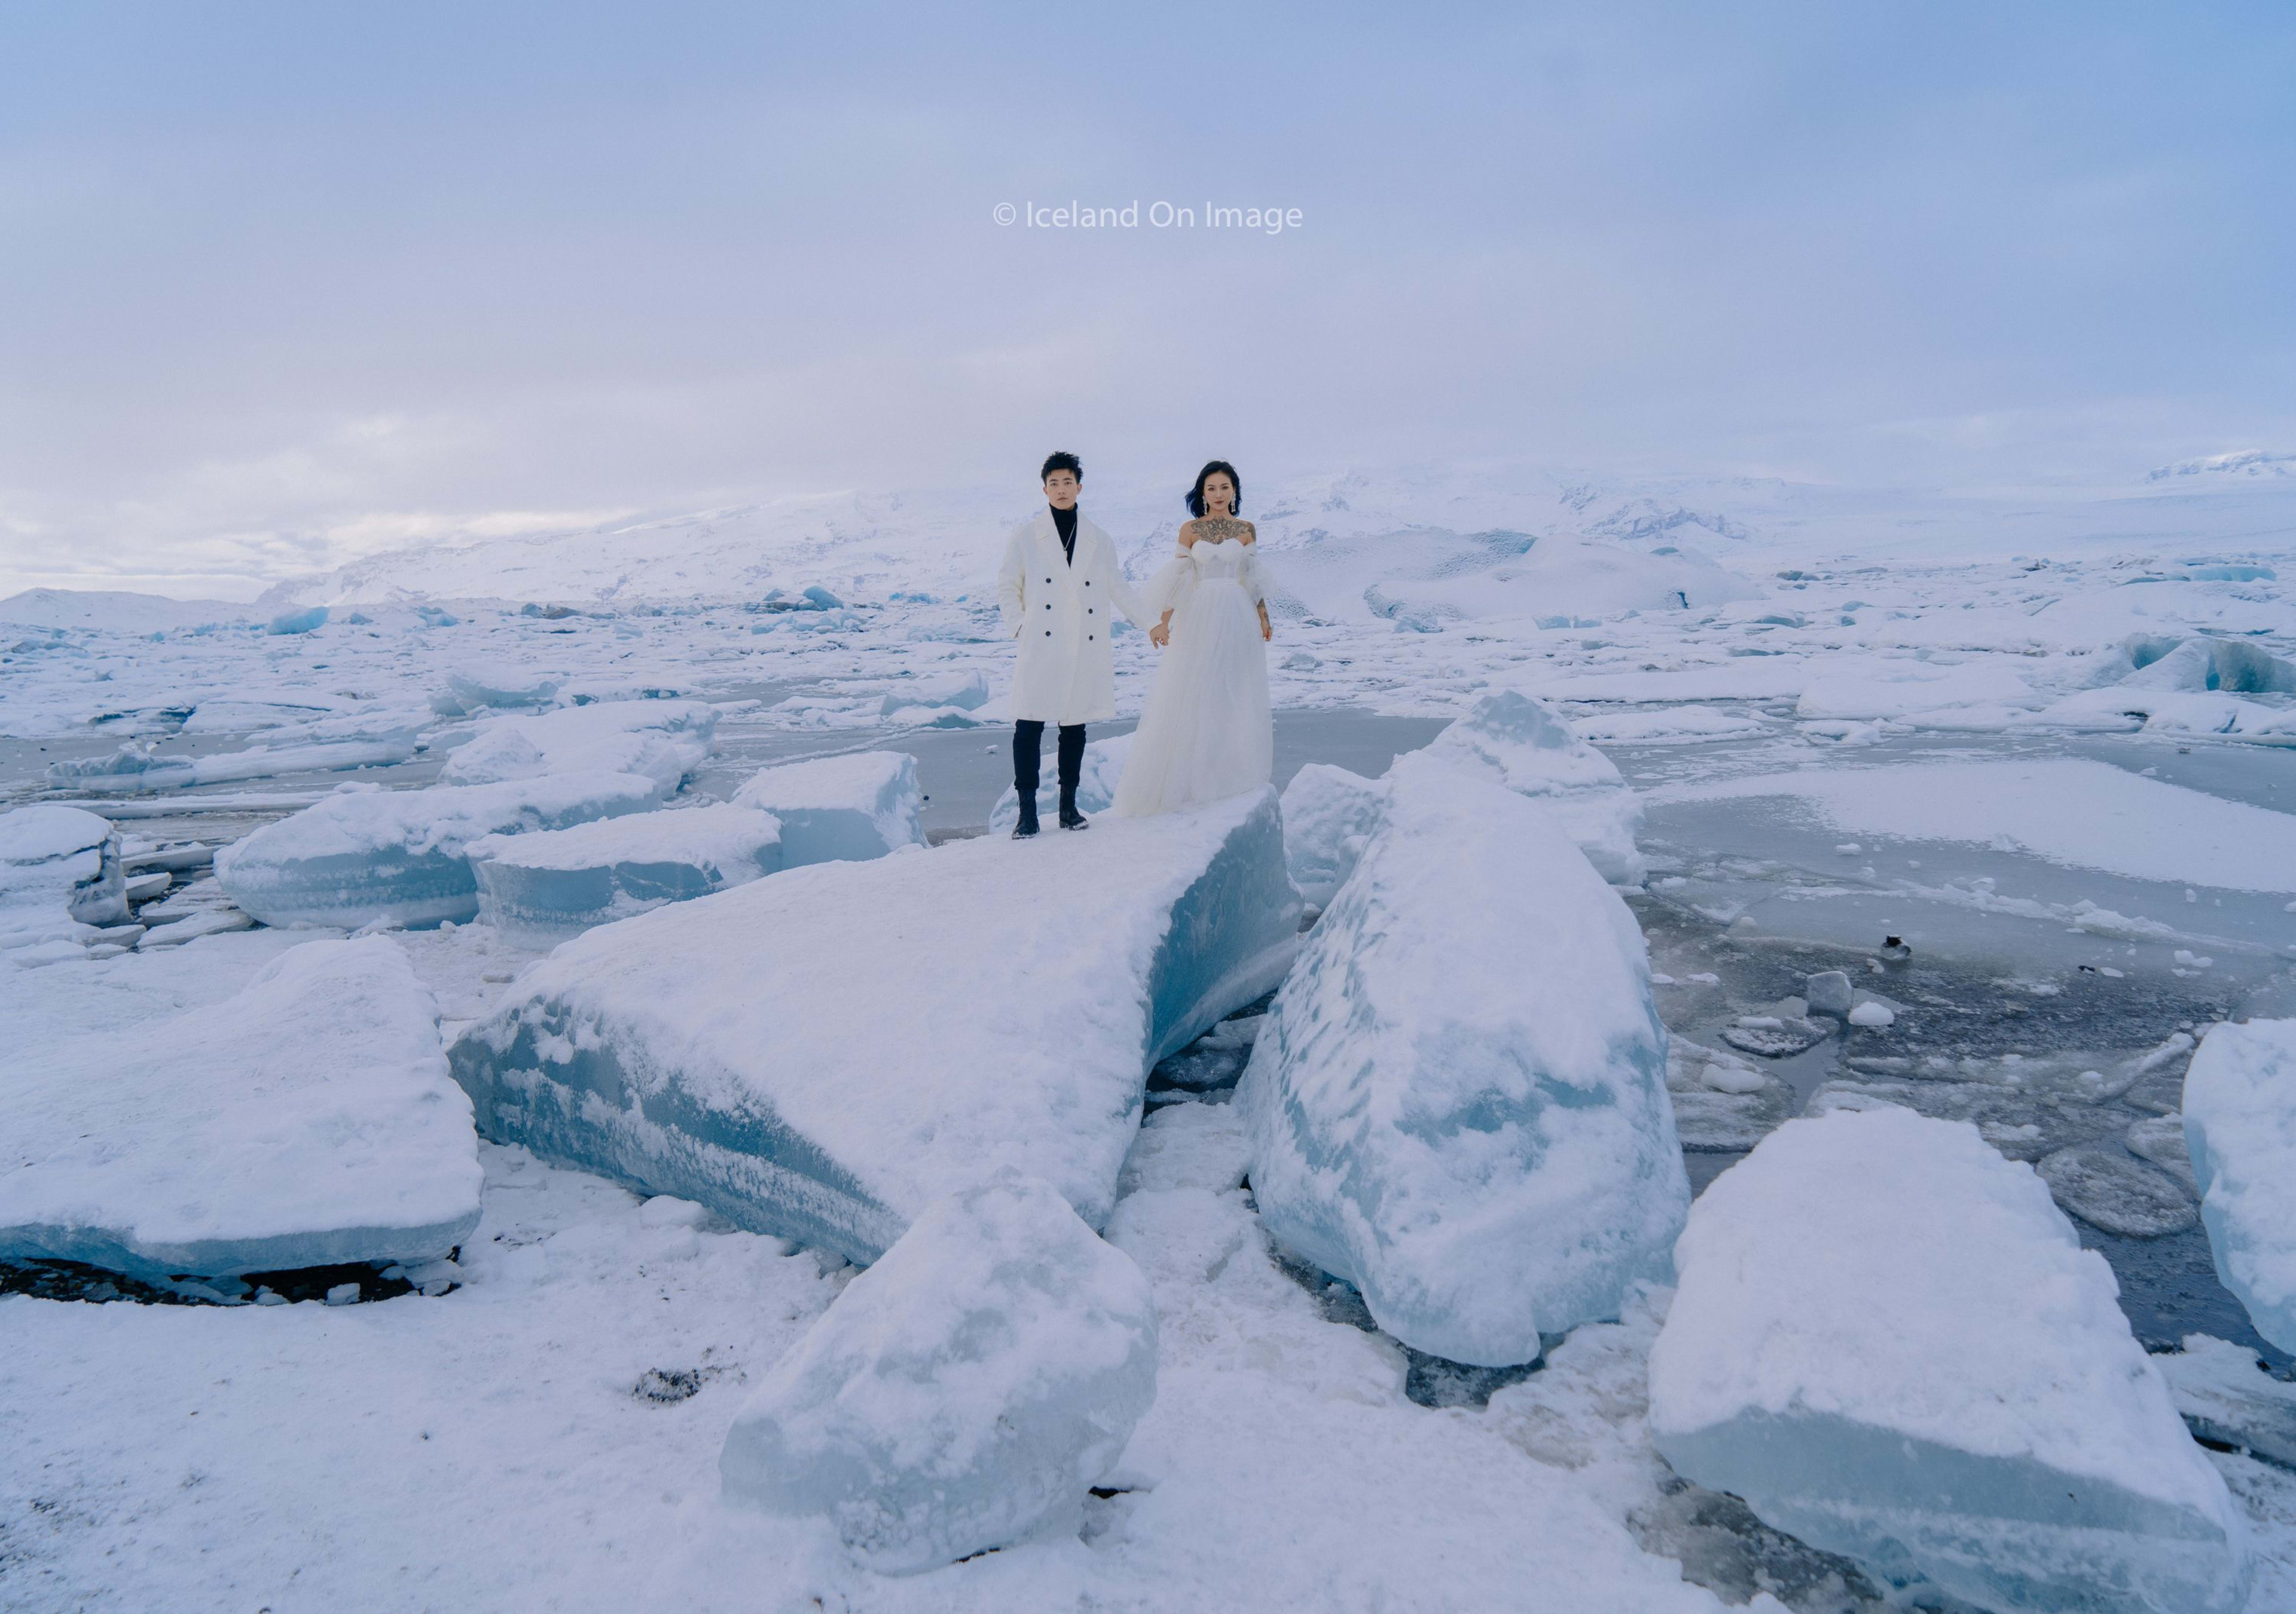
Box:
(1112, 535, 1274, 817)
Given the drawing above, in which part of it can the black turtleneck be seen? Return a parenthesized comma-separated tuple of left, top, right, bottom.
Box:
(1051, 503, 1078, 564)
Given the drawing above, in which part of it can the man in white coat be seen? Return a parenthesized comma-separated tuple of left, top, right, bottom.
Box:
(996, 450, 1153, 836)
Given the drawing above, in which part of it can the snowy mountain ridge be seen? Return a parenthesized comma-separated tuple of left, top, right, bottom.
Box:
(229, 463, 2295, 613)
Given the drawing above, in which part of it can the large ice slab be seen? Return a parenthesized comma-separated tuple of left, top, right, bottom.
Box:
(450, 788, 1298, 1263)
(0, 937, 481, 1277)
(1648, 1106, 2251, 1614)
(719, 1170, 1157, 1572)
(215, 773, 660, 929)
(469, 803, 783, 947)
(2, 805, 128, 952)
(2184, 1018, 2296, 1354)
(1419, 689, 1647, 885)
(1277, 762, 1387, 906)
(438, 699, 716, 795)
(1241, 754, 1686, 1367)
(729, 750, 924, 864)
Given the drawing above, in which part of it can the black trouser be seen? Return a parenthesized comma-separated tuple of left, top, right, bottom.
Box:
(1013, 720, 1087, 813)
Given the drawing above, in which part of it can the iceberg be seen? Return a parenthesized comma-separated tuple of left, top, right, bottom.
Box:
(729, 750, 925, 864)
(1277, 762, 1386, 904)
(1418, 690, 1647, 885)
(2, 805, 128, 952)
(1240, 754, 1686, 1367)
(1648, 1106, 2252, 1614)
(450, 788, 1297, 1264)
(215, 773, 660, 929)
(879, 669, 990, 722)
(438, 699, 716, 796)
(431, 665, 560, 716)
(719, 1170, 1157, 1573)
(0, 938, 481, 1277)
(2184, 1018, 2296, 1353)
(469, 803, 783, 947)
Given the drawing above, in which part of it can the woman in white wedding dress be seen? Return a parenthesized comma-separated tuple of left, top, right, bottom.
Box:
(1112, 460, 1275, 817)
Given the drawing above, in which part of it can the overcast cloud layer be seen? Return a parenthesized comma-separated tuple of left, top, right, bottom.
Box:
(2, 2, 2291, 598)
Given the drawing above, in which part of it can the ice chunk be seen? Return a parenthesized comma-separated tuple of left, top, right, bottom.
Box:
(1804, 970, 1854, 1017)
(1416, 689, 1647, 885)
(1277, 762, 1386, 904)
(0, 937, 481, 1277)
(2125, 1114, 2199, 1193)
(988, 735, 1129, 837)
(439, 699, 716, 796)
(1240, 754, 1686, 1367)
(46, 737, 416, 791)
(2160, 1334, 2296, 1471)
(2035, 1146, 2197, 1237)
(1666, 1038, 1794, 1152)
(731, 750, 924, 865)
(265, 604, 328, 635)
(1, 805, 128, 949)
(469, 803, 783, 947)
(880, 670, 989, 719)
(2184, 1018, 2296, 1353)
(215, 772, 659, 929)
(450, 789, 1297, 1263)
(1649, 1106, 2251, 1614)
(430, 664, 561, 716)
(719, 1170, 1156, 1572)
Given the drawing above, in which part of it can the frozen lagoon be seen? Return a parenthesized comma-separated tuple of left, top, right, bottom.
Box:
(6, 601, 2296, 1612)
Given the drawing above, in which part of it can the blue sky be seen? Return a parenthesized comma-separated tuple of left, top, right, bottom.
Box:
(2, 2, 2291, 594)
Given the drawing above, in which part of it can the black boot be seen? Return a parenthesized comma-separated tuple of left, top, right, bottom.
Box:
(1012, 720, 1043, 838)
(1057, 723, 1089, 830)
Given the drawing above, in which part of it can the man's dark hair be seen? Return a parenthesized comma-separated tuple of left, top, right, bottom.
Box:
(1186, 460, 1242, 518)
(1041, 450, 1083, 483)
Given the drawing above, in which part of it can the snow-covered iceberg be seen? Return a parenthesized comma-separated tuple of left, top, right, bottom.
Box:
(719, 1169, 1157, 1573)
(2, 805, 128, 954)
(0, 937, 482, 1277)
(1240, 754, 1686, 1367)
(1277, 762, 1386, 905)
(439, 699, 716, 796)
(215, 773, 660, 929)
(729, 750, 924, 864)
(1648, 1106, 2251, 1614)
(2184, 1018, 2296, 1354)
(469, 804, 783, 947)
(450, 789, 1298, 1264)
(1418, 689, 1647, 885)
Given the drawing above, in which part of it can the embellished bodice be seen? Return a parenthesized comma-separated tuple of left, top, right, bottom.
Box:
(1188, 539, 1253, 583)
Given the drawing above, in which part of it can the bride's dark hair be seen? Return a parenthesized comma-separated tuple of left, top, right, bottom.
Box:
(1186, 460, 1242, 519)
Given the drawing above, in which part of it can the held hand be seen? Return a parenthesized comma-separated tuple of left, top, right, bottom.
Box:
(1150, 623, 1170, 648)
(1259, 606, 1273, 642)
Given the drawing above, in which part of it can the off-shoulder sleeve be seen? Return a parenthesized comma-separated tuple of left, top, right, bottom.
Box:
(1240, 543, 1269, 605)
(1144, 546, 1196, 616)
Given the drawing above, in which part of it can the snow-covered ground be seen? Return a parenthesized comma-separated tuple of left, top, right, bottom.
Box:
(4, 460, 2295, 1611)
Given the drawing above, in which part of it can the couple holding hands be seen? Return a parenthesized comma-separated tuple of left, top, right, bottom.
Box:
(994, 451, 1275, 837)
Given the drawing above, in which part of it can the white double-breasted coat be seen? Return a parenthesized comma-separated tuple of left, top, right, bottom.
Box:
(996, 511, 1153, 725)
